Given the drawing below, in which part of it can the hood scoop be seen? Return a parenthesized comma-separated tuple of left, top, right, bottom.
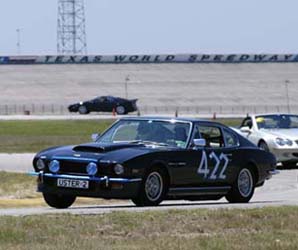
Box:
(73, 142, 141, 153)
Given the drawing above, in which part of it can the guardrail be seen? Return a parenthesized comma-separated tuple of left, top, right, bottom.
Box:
(0, 104, 297, 116)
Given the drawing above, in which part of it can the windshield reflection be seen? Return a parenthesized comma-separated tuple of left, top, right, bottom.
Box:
(97, 120, 191, 148)
(256, 115, 298, 129)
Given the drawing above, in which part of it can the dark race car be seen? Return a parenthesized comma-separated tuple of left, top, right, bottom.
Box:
(30, 117, 278, 208)
(68, 96, 138, 115)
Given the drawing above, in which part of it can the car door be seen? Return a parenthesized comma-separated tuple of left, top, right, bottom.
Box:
(95, 96, 110, 112)
(239, 117, 261, 145)
(105, 96, 116, 111)
(187, 124, 237, 186)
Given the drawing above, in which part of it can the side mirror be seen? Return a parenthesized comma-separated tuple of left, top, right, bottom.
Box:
(240, 126, 251, 133)
(193, 138, 206, 147)
(91, 133, 100, 142)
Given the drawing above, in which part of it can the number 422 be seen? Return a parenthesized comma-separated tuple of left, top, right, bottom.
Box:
(197, 151, 230, 180)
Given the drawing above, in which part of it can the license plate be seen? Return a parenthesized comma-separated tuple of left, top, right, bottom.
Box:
(57, 178, 89, 189)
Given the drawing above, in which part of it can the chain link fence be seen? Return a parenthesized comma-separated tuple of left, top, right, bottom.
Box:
(0, 104, 297, 116)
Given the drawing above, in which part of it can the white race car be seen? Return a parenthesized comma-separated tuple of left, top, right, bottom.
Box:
(236, 114, 298, 168)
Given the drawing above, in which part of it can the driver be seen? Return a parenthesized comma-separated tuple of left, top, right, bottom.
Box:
(279, 116, 291, 129)
(136, 122, 152, 140)
(136, 122, 169, 143)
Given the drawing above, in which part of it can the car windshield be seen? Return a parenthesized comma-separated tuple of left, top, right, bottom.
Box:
(97, 119, 191, 148)
(256, 115, 298, 129)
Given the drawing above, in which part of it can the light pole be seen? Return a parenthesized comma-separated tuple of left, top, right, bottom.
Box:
(16, 28, 21, 55)
(285, 80, 290, 113)
(125, 75, 130, 99)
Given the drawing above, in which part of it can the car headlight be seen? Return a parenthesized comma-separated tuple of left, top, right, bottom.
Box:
(275, 137, 293, 146)
(49, 160, 60, 173)
(286, 139, 293, 146)
(36, 159, 45, 170)
(114, 164, 124, 175)
(86, 162, 98, 176)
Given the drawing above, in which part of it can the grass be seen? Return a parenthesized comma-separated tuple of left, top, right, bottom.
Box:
(0, 172, 123, 208)
(0, 120, 114, 153)
(0, 172, 37, 199)
(0, 207, 298, 249)
(0, 118, 242, 153)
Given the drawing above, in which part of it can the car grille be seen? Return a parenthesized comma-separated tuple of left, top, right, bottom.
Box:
(45, 159, 116, 176)
(58, 160, 89, 175)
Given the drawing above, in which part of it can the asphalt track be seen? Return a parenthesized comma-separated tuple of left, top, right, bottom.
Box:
(0, 169, 297, 216)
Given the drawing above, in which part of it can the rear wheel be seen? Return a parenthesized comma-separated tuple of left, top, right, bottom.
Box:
(43, 193, 76, 209)
(132, 168, 167, 207)
(78, 105, 88, 114)
(226, 167, 255, 203)
(116, 106, 126, 115)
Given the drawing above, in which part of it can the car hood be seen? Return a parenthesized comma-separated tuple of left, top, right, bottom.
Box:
(261, 129, 298, 139)
(36, 142, 164, 163)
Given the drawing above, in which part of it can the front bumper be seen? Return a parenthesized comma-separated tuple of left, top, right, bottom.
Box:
(270, 147, 298, 162)
(29, 172, 142, 199)
(266, 169, 280, 180)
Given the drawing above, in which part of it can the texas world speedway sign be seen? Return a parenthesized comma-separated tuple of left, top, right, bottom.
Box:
(1, 54, 298, 64)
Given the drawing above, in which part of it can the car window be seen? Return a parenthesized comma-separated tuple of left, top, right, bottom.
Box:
(107, 96, 115, 102)
(290, 116, 298, 128)
(112, 123, 138, 141)
(99, 96, 106, 102)
(196, 125, 224, 148)
(222, 128, 239, 147)
(255, 115, 298, 129)
(92, 97, 100, 103)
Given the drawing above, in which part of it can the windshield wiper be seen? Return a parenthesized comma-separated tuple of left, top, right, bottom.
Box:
(140, 140, 169, 146)
(124, 140, 169, 146)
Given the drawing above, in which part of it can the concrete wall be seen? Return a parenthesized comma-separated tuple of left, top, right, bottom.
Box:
(1, 63, 298, 114)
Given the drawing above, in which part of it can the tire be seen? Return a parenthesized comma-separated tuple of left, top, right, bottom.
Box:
(43, 193, 76, 209)
(259, 141, 269, 152)
(78, 105, 88, 114)
(132, 167, 168, 207)
(282, 162, 297, 169)
(116, 106, 126, 115)
(226, 167, 255, 203)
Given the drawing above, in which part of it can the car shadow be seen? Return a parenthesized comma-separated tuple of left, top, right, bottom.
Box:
(277, 165, 298, 170)
(69, 200, 281, 210)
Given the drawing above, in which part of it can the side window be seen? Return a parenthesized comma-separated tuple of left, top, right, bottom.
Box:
(241, 118, 252, 129)
(93, 98, 100, 103)
(107, 96, 115, 102)
(99, 96, 106, 102)
(197, 125, 224, 148)
(289, 116, 298, 128)
(222, 128, 239, 147)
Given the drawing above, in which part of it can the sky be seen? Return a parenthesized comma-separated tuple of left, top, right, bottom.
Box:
(0, 0, 298, 55)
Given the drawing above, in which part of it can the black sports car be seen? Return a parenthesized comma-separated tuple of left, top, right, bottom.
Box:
(68, 96, 138, 115)
(31, 117, 277, 208)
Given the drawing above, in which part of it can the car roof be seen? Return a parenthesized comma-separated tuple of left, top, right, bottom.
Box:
(249, 113, 298, 118)
(118, 116, 226, 126)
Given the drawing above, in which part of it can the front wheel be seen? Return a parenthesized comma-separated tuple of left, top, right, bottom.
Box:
(132, 168, 167, 207)
(226, 167, 255, 203)
(282, 162, 297, 169)
(259, 141, 269, 152)
(43, 193, 76, 209)
(116, 106, 126, 115)
(78, 105, 88, 114)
